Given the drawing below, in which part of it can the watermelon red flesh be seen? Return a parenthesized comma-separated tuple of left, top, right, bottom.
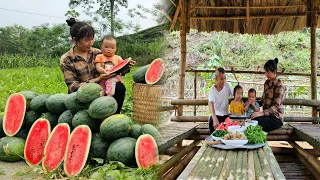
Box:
(109, 57, 131, 74)
(135, 134, 159, 169)
(3, 93, 26, 136)
(64, 125, 91, 177)
(145, 58, 164, 85)
(24, 119, 51, 166)
(216, 123, 225, 130)
(42, 123, 70, 173)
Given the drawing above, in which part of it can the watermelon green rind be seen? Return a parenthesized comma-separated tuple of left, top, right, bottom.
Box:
(3, 93, 26, 136)
(24, 118, 51, 166)
(58, 110, 73, 128)
(64, 92, 88, 113)
(41, 112, 59, 129)
(109, 57, 132, 75)
(30, 94, 51, 113)
(132, 65, 149, 84)
(42, 123, 70, 173)
(45, 93, 68, 114)
(135, 134, 159, 169)
(64, 125, 92, 177)
(24, 111, 42, 129)
(77, 83, 103, 104)
(130, 124, 142, 139)
(88, 96, 118, 120)
(145, 58, 165, 85)
(89, 133, 110, 159)
(19, 91, 38, 111)
(0, 118, 5, 138)
(141, 124, 162, 144)
(72, 110, 100, 133)
(0, 136, 25, 162)
(100, 114, 133, 141)
(106, 137, 136, 165)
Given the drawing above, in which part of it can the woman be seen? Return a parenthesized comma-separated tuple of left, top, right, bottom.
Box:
(60, 18, 135, 114)
(251, 58, 284, 132)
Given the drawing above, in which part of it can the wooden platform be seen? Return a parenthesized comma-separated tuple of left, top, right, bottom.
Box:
(289, 123, 320, 150)
(158, 122, 199, 154)
(177, 144, 286, 180)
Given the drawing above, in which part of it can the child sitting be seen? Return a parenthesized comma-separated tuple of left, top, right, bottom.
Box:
(244, 88, 260, 118)
(230, 84, 245, 115)
(94, 35, 122, 96)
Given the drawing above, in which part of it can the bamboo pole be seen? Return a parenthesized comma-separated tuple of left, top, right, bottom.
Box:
(226, 151, 237, 179)
(218, 151, 234, 180)
(161, 147, 200, 180)
(158, 140, 200, 176)
(194, 147, 218, 179)
(170, 0, 181, 30)
(178, 0, 187, 116)
(258, 148, 274, 180)
(190, 0, 203, 13)
(188, 146, 212, 178)
(171, 98, 320, 107)
(310, 0, 318, 118)
(193, 71, 196, 116)
(190, 14, 306, 20)
(289, 141, 320, 178)
(235, 150, 243, 179)
(242, 150, 248, 180)
(177, 144, 208, 180)
(185, 68, 320, 76)
(263, 145, 286, 180)
(245, 0, 250, 34)
(210, 150, 228, 179)
(193, 5, 306, 10)
(171, 115, 320, 122)
(247, 150, 255, 180)
(253, 150, 264, 179)
(271, 146, 320, 157)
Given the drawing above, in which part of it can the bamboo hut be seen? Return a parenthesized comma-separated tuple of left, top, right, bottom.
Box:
(157, 0, 320, 179)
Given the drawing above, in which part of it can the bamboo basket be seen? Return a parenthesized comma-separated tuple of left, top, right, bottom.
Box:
(133, 83, 164, 125)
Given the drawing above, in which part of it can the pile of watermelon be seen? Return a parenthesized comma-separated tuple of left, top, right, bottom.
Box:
(0, 83, 161, 177)
(133, 58, 165, 85)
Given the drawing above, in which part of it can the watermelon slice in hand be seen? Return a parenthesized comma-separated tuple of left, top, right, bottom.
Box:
(109, 57, 132, 75)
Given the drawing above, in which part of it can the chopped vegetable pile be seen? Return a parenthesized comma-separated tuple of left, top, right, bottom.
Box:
(244, 125, 267, 144)
(211, 130, 229, 137)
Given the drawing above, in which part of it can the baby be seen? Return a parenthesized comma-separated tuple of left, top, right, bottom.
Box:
(94, 35, 122, 96)
(230, 84, 245, 115)
(244, 88, 260, 118)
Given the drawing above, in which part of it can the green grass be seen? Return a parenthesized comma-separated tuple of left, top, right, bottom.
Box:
(0, 66, 138, 116)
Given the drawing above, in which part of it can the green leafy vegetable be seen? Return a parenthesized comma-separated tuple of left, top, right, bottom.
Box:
(211, 130, 229, 137)
(244, 125, 267, 144)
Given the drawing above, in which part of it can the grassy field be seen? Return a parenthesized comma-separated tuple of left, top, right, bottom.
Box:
(0, 66, 137, 116)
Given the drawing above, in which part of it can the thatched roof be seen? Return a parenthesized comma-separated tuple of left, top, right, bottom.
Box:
(162, 0, 320, 34)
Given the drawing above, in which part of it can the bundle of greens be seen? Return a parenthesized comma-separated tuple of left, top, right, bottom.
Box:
(244, 125, 267, 144)
(211, 130, 229, 137)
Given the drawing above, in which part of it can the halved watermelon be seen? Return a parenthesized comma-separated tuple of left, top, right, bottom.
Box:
(135, 134, 159, 169)
(24, 118, 51, 166)
(64, 125, 91, 177)
(3, 93, 26, 136)
(145, 58, 164, 85)
(109, 57, 132, 75)
(42, 123, 70, 173)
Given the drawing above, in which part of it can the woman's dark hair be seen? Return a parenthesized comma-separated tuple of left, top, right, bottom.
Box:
(264, 58, 278, 72)
(66, 18, 95, 41)
(233, 84, 243, 96)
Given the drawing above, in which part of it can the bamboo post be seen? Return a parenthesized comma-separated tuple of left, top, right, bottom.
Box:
(310, 0, 318, 119)
(253, 151, 264, 179)
(178, 0, 188, 116)
(235, 150, 243, 179)
(242, 150, 248, 180)
(245, 0, 250, 34)
(194, 71, 197, 116)
(263, 145, 286, 180)
(247, 150, 255, 180)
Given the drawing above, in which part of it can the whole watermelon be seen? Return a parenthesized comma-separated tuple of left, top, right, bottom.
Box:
(77, 83, 103, 104)
(100, 114, 133, 141)
(0, 118, 5, 138)
(0, 136, 25, 162)
(130, 124, 142, 139)
(88, 96, 117, 120)
(19, 91, 38, 111)
(64, 92, 88, 113)
(90, 133, 110, 159)
(72, 110, 100, 133)
(58, 110, 73, 128)
(30, 94, 51, 113)
(24, 110, 42, 129)
(141, 124, 162, 144)
(106, 137, 136, 165)
(41, 112, 59, 129)
(46, 93, 68, 114)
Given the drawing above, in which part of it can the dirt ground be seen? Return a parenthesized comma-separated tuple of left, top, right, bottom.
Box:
(0, 161, 44, 180)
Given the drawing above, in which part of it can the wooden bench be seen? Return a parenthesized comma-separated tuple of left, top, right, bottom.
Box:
(177, 144, 286, 180)
(157, 122, 200, 154)
(289, 123, 320, 150)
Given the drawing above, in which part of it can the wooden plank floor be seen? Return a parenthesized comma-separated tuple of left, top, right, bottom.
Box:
(289, 123, 320, 150)
(158, 122, 199, 154)
(275, 155, 316, 180)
